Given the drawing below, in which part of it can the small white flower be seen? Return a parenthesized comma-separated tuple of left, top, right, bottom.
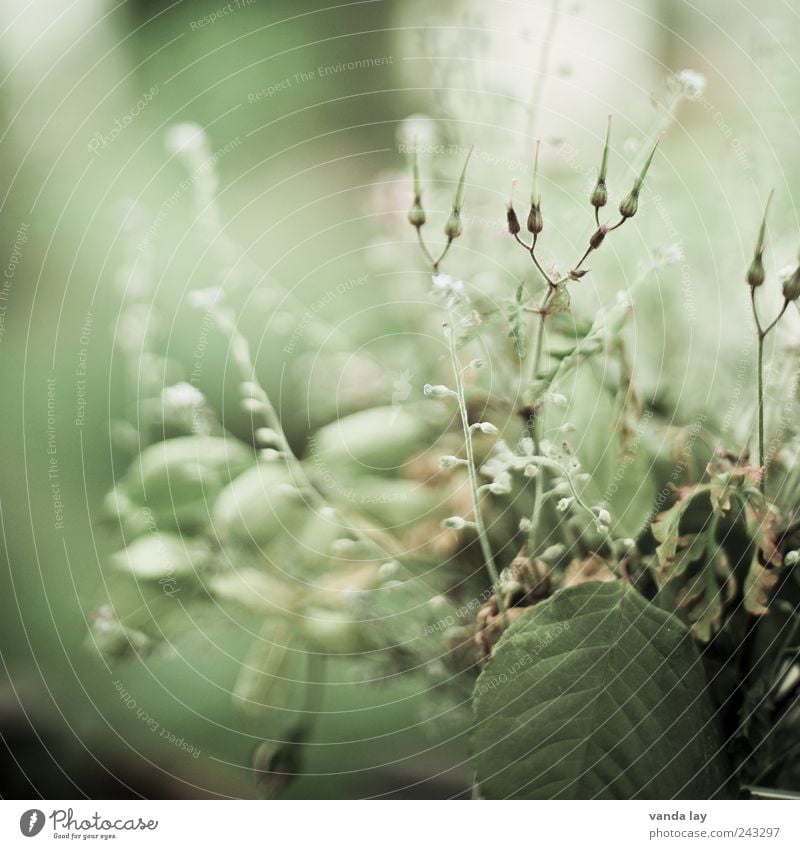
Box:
(188, 287, 225, 311)
(477, 421, 498, 435)
(423, 383, 454, 398)
(785, 550, 799, 567)
(545, 392, 567, 407)
(431, 273, 467, 300)
(442, 516, 470, 530)
(161, 382, 204, 410)
(674, 69, 706, 101)
(518, 517, 532, 533)
(556, 497, 574, 513)
(523, 464, 538, 478)
(657, 243, 685, 266)
(439, 455, 463, 469)
(596, 508, 612, 526)
(165, 122, 208, 158)
(397, 113, 438, 150)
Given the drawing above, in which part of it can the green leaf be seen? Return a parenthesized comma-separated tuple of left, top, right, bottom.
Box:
(472, 581, 731, 799)
(548, 283, 571, 314)
(506, 284, 526, 359)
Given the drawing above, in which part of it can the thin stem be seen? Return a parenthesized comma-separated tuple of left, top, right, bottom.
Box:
(762, 298, 789, 337)
(434, 238, 455, 271)
(757, 333, 765, 492)
(573, 244, 594, 271)
(446, 305, 507, 623)
(415, 227, 437, 269)
(525, 0, 561, 141)
(522, 286, 554, 399)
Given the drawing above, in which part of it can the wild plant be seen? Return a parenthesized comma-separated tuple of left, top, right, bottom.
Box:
(94, 77, 800, 798)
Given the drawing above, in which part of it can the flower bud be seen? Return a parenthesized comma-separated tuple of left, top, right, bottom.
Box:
(444, 210, 462, 240)
(619, 189, 639, 220)
(527, 139, 544, 235)
(408, 197, 426, 229)
(747, 191, 773, 289)
(619, 133, 662, 220)
(590, 115, 612, 210)
(783, 264, 800, 301)
(747, 255, 765, 289)
(444, 145, 473, 242)
(424, 383, 454, 398)
(407, 143, 427, 228)
(442, 516, 470, 530)
(590, 181, 608, 210)
(527, 205, 543, 235)
(507, 204, 521, 235)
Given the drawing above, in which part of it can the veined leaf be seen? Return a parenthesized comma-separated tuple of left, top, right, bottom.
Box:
(472, 581, 731, 799)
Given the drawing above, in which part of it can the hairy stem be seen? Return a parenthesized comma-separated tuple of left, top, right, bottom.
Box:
(446, 305, 507, 622)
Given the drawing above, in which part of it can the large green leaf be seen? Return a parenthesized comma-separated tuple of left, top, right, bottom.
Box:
(472, 581, 731, 799)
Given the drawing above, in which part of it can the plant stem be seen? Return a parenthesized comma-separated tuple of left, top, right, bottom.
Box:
(757, 332, 765, 492)
(749, 290, 789, 494)
(446, 305, 507, 623)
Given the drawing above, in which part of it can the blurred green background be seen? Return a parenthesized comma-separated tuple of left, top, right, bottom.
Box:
(2, 0, 800, 798)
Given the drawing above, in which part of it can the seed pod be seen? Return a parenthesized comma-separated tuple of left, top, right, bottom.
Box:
(618, 189, 639, 220)
(506, 204, 520, 235)
(506, 179, 521, 235)
(527, 205, 543, 235)
(590, 181, 608, 210)
(527, 140, 544, 235)
(783, 263, 800, 301)
(619, 133, 662, 220)
(589, 223, 609, 250)
(747, 191, 773, 289)
(590, 115, 612, 210)
(444, 145, 473, 242)
(444, 210, 463, 240)
(408, 197, 426, 229)
(747, 255, 765, 289)
(407, 142, 426, 228)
